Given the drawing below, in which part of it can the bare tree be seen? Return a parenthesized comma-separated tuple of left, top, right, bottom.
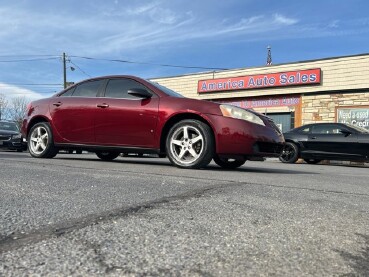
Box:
(0, 93, 9, 120)
(8, 96, 30, 128)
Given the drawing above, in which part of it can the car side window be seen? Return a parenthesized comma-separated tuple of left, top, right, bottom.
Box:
(299, 127, 310, 133)
(71, 80, 104, 97)
(59, 87, 75, 97)
(312, 124, 342, 134)
(105, 79, 150, 99)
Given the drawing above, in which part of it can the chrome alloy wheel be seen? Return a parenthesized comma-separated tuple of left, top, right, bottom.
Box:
(169, 125, 204, 165)
(29, 126, 49, 155)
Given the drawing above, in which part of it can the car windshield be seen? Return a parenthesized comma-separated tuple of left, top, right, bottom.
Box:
(0, 122, 19, 132)
(346, 123, 369, 133)
(148, 81, 185, 98)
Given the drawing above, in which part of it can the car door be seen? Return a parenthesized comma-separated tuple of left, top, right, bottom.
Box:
(306, 124, 359, 159)
(50, 80, 105, 144)
(94, 78, 160, 148)
(355, 130, 369, 160)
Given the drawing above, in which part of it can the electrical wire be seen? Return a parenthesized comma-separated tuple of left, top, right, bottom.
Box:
(69, 60, 91, 78)
(70, 55, 229, 70)
(0, 57, 60, 63)
(0, 54, 228, 70)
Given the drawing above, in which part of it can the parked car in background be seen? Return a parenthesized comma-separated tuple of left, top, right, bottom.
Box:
(21, 75, 284, 169)
(0, 120, 26, 152)
(279, 122, 369, 164)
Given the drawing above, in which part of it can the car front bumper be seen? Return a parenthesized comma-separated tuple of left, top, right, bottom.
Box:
(0, 137, 27, 150)
(206, 114, 285, 158)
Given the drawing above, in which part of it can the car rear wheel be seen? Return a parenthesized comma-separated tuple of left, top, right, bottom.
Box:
(95, 151, 119, 161)
(166, 119, 214, 169)
(28, 122, 58, 158)
(304, 159, 322, 164)
(213, 155, 246, 169)
(279, 142, 299, 163)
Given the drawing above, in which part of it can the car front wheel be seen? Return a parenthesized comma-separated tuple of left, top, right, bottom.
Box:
(166, 120, 214, 169)
(95, 151, 119, 161)
(213, 155, 246, 169)
(28, 122, 58, 158)
(279, 142, 299, 163)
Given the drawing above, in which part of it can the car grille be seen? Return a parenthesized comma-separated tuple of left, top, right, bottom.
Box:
(0, 135, 11, 141)
(253, 142, 284, 155)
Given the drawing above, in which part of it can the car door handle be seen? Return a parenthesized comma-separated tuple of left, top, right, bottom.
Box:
(310, 136, 317, 139)
(52, 102, 62, 107)
(97, 103, 109, 108)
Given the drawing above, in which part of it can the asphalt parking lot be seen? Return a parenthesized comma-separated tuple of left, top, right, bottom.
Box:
(0, 151, 368, 276)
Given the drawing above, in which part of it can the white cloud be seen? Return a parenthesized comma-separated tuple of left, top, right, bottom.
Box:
(0, 83, 48, 100)
(126, 2, 160, 15)
(328, 20, 340, 28)
(273, 14, 298, 25)
(0, 3, 300, 58)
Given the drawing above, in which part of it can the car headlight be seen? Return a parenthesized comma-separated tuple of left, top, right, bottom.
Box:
(12, 134, 22, 139)
(220, 105, 265, 126)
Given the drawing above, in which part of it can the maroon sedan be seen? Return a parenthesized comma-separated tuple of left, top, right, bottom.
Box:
(22, 76, 284, 169)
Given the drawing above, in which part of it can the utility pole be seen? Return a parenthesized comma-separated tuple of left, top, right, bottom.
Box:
(63, 52, 67, 89)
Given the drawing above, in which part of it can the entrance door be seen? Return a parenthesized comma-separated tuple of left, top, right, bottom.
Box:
(267, 113, 293, 133)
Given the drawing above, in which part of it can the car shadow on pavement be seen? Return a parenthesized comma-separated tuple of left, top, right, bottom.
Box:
(55, 155, 313, 175)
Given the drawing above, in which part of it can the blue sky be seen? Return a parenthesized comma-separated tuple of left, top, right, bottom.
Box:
(0, 0, 368, 99)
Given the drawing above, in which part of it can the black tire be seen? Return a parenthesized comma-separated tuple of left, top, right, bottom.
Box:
(166, 119, 214, 169)
(304, 159, 321, 164)
(279, 142, 299, 163)
(213, 155, 246, 169)
(95, 151, 119, 161)
(28, 122, 58, 158)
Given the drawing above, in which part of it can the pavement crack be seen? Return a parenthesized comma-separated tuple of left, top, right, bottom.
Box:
(0, 182, 230, 254)
(1, 173, 368, 254)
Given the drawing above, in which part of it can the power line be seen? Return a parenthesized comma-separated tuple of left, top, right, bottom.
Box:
(0, 53, 228, 70)
(69, 60, 91, 78)
(70, 55, 228, 70)
(0, 83, 62, 86)
(0, 57, 60, 63)
(0, 54, 59, 57)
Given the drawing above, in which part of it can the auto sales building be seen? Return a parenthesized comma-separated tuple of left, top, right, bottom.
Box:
(151, 53, 369, 133)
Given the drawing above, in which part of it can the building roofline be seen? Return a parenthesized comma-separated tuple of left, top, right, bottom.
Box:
(150, 52, 369, 80)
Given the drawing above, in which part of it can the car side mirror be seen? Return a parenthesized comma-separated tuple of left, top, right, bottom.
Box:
(127, 88, 152, 99)
(340, 129, 352, 137)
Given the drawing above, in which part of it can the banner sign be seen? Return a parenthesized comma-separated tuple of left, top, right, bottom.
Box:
(198, 68, 321, 93)
(217, 95, 300, 109)
(336, 107, 369, 129)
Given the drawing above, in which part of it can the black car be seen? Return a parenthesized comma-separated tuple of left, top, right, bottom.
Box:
(279, 122, 369, 164)
(0, 120, 26, 152)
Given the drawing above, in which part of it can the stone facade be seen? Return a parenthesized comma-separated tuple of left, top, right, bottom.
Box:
(301, 92, 369, 124)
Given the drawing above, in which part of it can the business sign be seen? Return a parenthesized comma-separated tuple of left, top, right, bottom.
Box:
(198, 68, 321, 93)
(336, 106, 369, 130)
(217, 95, 300, 109)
